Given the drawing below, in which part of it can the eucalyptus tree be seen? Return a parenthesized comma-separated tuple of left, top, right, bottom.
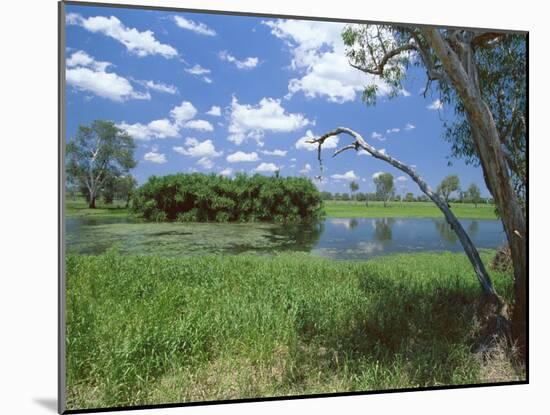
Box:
(467, 183, 482, 208)
(349, 180, 359, 200)
(311, 25, 527, 352)
(373, 173, 394, 207)
(437, 174, 460, 203)
(66, 120, 137, 208)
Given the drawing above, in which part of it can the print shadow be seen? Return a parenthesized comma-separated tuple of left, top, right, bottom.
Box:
(34, 398, 57, 412)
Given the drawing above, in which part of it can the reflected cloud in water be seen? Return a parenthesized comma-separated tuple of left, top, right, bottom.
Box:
(67, 216, 504, 261)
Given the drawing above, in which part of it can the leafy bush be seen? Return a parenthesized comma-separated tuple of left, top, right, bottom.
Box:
(132, 173, 323, 223)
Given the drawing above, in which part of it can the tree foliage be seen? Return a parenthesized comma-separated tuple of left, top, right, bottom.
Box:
(441, 35, 526, 210)
(466, 183, 482, 207)
(341, 25, 526, 211)
(436, 174, 461, 202)
(373, 173, 394, 207)
(132, 173, 323, 223)
(103, 175, 138, 207)
(66, 120, 137, 208)
(349, 181, 359, 199)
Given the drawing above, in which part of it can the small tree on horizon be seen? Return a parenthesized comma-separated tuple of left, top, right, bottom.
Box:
(436, 174, 460, 204)
(467, 183, 482, 208)
(374, 173, 394, 207)
(349, 180, 359, 201)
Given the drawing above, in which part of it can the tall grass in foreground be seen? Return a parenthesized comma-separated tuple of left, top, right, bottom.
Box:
(66, 251, 521, 409)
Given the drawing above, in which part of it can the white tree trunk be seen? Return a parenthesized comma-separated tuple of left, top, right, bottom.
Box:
(310, 127, 500, 300)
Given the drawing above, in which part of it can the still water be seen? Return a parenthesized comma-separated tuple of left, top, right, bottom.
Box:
(65, 217, 505, 260)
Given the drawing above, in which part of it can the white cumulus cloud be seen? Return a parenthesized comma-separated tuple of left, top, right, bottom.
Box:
(206, 106, 222, 116)
(260, 149, 287, 157)
(185, 64, 211, 76)
(117, 100, 197, 140)
(254, 162, 279, 173)
(226, 151, 260, 163)
(196, 157, 214, 169)
(263, 20, 399, 103)
(405, 123, 416, 130)
(144, 147, 167, 164)
(299, 163, 312, 174)
(173, 16, 216, 36)
(228, 97, 311, 145)
(184, 119, 214, 132)
(219, 51, 259, 69)
(136, 79, 178, 94)
(170, 101, 198, 125)
(66, 51, 150, 102)
(173, 138, 222, 158)
(331, 170, 359, 181)
(68, 14, 177, 58)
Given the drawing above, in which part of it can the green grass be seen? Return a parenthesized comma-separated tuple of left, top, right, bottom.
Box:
(323, 200, 497, 219)
(65, 198, 497, 219)
(66, 198, 497, 220)
(65, 198, 131, 218)
(66, 250, 521, 409)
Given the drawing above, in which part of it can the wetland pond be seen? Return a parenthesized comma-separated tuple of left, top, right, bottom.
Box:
(66, 216, 506, 260)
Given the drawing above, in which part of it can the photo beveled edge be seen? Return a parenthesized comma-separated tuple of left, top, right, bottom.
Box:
(59, 1, 67, 414)
(58, 1, 530, 413)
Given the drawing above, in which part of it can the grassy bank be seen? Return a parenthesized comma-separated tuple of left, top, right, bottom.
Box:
(66, 198, 497, 220)
(66, 251, 521, 409)
(65, 198, 131, 218)
(324, 200, 497, 219)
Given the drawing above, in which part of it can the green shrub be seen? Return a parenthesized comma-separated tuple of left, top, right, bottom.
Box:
(132, 173, 323, 223)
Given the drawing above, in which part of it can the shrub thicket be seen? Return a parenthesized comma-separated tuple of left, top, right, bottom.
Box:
(132, 173, 323, 222)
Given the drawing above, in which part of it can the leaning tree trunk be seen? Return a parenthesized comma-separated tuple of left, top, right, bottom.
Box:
(422, 28, 527, 355)
(309, 127, 501, 302)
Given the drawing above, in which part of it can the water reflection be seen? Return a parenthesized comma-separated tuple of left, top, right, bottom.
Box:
(374, 218, 395, 242)
(433, 219, 480, 245)
(66, 216, 505, 260)
(468, 220, 479, 235)
(434, 220, 458, 244)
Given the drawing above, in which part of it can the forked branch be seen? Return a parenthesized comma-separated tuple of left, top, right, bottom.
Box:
(308, 127, 501, 301)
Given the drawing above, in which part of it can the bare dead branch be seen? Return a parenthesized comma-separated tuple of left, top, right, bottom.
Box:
(332, 143, 358, 158)
(310, 126, 500, 300)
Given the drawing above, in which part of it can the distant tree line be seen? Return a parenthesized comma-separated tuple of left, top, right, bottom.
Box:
(132, 173, 324, 223)
(321, 173, 491, 206)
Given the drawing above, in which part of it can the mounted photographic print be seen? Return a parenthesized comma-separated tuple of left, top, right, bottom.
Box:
(59, 1, 528, 412)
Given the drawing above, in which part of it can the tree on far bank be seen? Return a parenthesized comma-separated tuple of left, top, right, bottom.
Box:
(349, 181, 359, 201)
(405, 192, 414, 202)
(374, 173, 394, 207)
(103, 174, 138, 207)
(66, 120, 137, 208)
(437, 174, 460, 203)
(467, 183, 482, 208)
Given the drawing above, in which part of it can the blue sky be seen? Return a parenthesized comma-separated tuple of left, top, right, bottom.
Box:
(65, 4, 490, 197)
